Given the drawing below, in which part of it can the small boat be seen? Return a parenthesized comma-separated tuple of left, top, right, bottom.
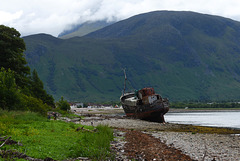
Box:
(120, 70, 169, 123)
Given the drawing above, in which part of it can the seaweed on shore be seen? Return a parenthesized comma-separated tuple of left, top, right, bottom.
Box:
(163, 124, 240, 134)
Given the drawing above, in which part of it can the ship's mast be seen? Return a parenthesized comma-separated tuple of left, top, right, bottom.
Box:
(123, 68, 127, 94)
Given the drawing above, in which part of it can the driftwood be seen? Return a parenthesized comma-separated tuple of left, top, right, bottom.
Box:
(0, 136, 22, 146)
(0, 136, 54, 161)
(0, 149, 56, 161)
(0, 136, 7, 140)
(202, 144, 207, 161)
(75, 126, 97, 133)
(0, 136, 11, 148)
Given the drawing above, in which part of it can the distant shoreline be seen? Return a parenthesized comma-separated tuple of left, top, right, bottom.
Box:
(168, 108, 240, 113)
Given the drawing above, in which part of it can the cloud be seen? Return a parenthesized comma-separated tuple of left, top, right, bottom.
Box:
(1, 0, 240, 37)
(0, 10, 23, 23)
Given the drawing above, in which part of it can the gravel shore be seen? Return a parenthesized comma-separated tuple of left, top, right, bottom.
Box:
(148, 131, 240, 160)
(72, 108, 240, 160)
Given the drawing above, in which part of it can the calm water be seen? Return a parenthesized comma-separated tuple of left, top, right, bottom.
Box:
(165, 111, 240, 129)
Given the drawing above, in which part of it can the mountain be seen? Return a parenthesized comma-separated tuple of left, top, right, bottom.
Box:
(58, 20, 115, 39)
(24, 11, 240, 102)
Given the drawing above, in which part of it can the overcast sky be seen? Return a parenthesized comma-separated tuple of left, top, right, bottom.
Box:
(1, 0, 240, 37)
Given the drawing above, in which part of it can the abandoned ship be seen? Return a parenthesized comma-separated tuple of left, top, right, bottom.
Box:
(120, 70, 169, 123)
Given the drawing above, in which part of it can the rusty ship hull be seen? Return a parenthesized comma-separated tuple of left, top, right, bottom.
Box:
(120, 88, 169, 123)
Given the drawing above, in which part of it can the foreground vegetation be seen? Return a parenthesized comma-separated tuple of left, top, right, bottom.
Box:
(0, 110, 114, 160)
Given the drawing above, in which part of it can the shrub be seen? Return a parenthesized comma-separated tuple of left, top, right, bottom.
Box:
(20, 94, 51, 116)
(0, 68, 22, 110)
(0, 68, 51, 115)
(68, 124, 114, 160)
(56, 96, 70, 111)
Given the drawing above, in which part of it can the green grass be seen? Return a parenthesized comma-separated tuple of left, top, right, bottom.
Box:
(0, 110, 114, 160)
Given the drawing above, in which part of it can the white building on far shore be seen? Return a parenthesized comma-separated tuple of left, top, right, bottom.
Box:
(70, 102, 84, 109)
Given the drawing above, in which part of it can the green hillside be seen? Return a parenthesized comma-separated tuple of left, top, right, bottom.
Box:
(24, 11, 240, 102)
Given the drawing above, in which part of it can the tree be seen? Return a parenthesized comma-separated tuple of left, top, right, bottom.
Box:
(0, 25, 30, 88)
(0, 25, 55, 112)
(0, 68, 22, 110)
(30, 69, 55, 107)
(56, 96, 70, 111)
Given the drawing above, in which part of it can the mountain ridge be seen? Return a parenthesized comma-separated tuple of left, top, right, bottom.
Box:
(58, 20, 115, 39)
(85, 11, 240, 39)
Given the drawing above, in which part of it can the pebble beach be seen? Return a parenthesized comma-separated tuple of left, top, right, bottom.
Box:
(149, 131, 240, 160)
(71, 108, 240, 160)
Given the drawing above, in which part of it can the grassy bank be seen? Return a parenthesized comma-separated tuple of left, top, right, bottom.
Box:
(0, 110, 114, 160)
